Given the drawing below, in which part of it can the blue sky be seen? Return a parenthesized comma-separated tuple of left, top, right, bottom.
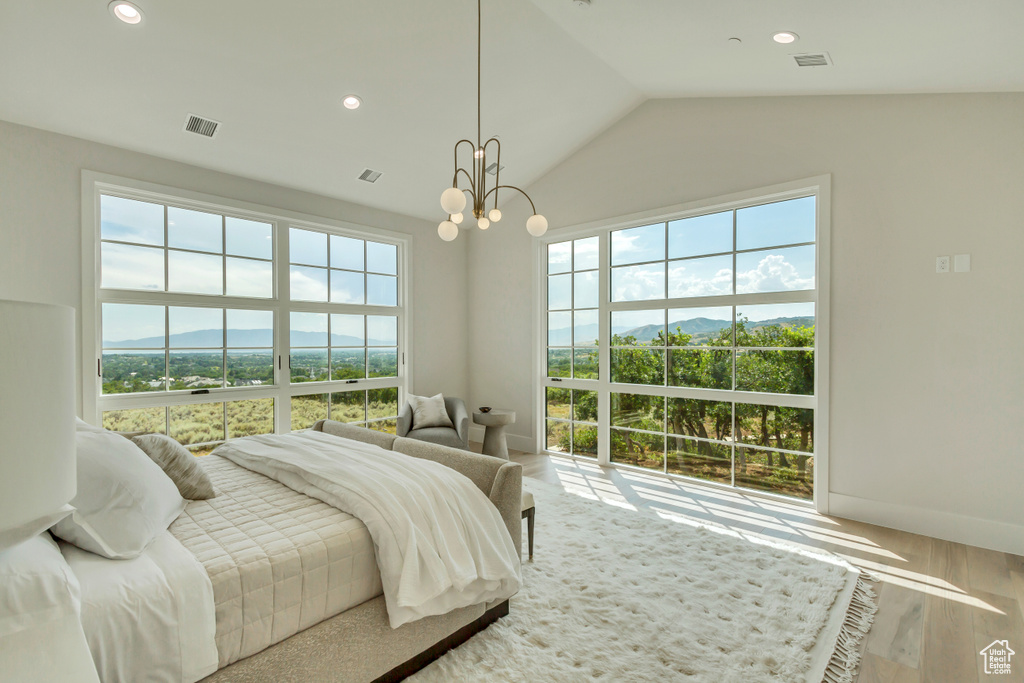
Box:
(736, 196, 815, 251)
(546, 196, 816, 302)
(100, 195, 163, 245)
(669, 211, 732, 259)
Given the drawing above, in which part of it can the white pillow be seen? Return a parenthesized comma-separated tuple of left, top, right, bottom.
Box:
(51, 422, 186, 560)
(408, 393, 454, 430)
(0, 505, 73, 553)
(0, 533, 99, 682)
(0, 532, 81, 638)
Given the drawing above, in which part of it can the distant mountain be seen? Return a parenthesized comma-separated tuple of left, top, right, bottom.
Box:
(104, 329, 391, 349)
(555, 316, 813, 345)
(749, 316, 814, 331)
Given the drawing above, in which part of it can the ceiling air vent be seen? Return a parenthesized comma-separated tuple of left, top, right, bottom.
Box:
(485, 162, 504, 176)
(183, 114, 220, 138)
(358, 168, 382, 183)
(793, 52, 832, 67)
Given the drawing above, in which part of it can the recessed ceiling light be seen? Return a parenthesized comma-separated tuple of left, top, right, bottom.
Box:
(109, 1, 144, 24)
(772, 31, 798, 44)
(342, 95, 362, 110)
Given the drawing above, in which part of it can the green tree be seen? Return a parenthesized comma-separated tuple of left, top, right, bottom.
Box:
(603, 316, 815, 498)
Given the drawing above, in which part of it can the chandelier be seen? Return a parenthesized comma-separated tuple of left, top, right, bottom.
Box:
(436, 0, 547, 242)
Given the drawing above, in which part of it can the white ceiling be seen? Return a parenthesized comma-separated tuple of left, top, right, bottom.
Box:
(1, 1, 1021, 222)
(532, 0, 1024, 97)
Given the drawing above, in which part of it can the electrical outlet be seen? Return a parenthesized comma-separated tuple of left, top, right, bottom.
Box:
(936, 256, 950, 273)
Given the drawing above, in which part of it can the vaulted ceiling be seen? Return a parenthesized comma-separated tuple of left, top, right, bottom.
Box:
(1, 0, 1021, 221)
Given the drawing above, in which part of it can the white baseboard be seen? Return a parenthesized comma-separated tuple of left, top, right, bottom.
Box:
(468, 425, 535, 454)
(828, 492, 1024, 557)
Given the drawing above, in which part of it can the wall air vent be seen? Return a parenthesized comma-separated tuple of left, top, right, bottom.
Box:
(183, 114, 220, 138)
(485, 162, 504, 176)
(793, 52, 832, 67)
(358, 168, 383, 183)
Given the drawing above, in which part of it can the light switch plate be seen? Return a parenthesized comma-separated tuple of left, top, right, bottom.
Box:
(936, 256, 950, 273)
(954, 254, 971, 272)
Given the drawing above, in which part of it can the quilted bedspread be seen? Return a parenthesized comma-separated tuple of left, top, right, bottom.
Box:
(169, 455, 382, 668)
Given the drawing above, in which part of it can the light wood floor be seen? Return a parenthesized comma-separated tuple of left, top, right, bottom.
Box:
(492, 447, 1024, 683)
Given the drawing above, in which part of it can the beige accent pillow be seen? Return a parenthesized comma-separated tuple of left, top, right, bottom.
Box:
(408, 393, 454, 430)
(131, 434, 216, 500)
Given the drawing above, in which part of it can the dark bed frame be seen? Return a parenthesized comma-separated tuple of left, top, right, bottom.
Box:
(372, 601, 510, 682)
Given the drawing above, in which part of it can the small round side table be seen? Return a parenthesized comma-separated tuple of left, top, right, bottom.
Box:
(472, 409, 516, 459)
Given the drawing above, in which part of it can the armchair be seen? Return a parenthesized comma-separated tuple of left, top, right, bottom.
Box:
(397, 396, 470, 450)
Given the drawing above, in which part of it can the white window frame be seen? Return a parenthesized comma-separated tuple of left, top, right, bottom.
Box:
(81, 171, 412, 438)
(534, 175, 831, 513)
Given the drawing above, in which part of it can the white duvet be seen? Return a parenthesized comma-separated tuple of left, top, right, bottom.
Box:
(214, 431, 521, 628)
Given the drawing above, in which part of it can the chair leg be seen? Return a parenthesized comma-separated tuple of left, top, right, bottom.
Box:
(526, 507, 535, 560)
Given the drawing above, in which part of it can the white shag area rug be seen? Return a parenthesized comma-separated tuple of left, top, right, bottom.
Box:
(411, 477, 875, 683)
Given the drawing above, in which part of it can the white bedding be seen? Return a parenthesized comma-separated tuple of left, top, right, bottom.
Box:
(60, 531, 218, 683)
(0, 533, 99, 683)
(215, 431, 521, 628)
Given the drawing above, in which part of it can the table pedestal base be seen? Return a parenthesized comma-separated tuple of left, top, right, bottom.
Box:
(481, 424, 509, 459)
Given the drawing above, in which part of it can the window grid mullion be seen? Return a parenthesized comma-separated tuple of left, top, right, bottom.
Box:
(164, 305, 170, 392)
(221, 216, 227, 296)
(163, 205, 170, 293)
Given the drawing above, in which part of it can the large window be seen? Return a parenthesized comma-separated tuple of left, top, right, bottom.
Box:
(541, 183, 826, 503)
(85, 177, 407, 451)
(546, 236, 599, 379)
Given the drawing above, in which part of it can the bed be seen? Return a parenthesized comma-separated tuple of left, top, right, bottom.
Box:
(59, 419, 524, 683)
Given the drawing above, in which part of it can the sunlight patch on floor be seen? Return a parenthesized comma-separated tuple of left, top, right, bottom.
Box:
(792, 528, 907, 561)
(630, 488, 715, 516)
(554, 471, 637, 510)
(787, 520, 886, 547)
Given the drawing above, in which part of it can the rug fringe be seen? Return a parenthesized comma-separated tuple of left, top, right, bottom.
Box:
(821, 574, 878, 683)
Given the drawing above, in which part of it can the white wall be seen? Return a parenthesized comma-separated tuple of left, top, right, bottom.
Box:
(468, 93, 1024, 555)
(0, 120, 469, 408)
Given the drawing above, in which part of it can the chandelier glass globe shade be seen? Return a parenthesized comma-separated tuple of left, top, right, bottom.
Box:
(437, 220, 458, 242)
(450, 212, 464, 225)
(488, 208, 502, 222)
(526, 214, 548, 237)
(440, 187, 467, 215)
(478, 217, 490, 230)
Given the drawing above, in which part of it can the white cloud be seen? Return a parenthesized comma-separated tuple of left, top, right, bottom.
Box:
(169, 253, 222, 294)
(667, 264, 733, 297)
(290, 269, 328, 301)
(226, 259, 272, 298)
(736, 254, 813, 294)
(612, 265, 664, 301)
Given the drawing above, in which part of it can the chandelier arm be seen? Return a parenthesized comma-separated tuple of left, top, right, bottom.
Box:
(454, 138, 477, 159)
(474, 148, 480, 216)
(483, 184, 537, 215)
(488, 138, 502, 208)
(454, 139, 477, 185)
(477, 147, 485, 216)
(454, 168, 476, 195)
